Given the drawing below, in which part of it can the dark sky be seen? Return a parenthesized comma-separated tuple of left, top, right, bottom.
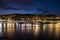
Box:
(0, 0, 60, 15)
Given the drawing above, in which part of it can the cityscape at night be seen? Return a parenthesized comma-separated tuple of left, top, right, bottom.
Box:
(0, 0, 60, 40)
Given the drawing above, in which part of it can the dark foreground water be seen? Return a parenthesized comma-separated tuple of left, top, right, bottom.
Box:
(0, 22, 60, 40)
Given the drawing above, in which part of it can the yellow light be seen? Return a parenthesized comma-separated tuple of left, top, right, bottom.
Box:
(4, 23, 6, 29)
(33, 25, 40, 37)
(35, 24, 39, 27)
(26, 23, 31, 27)
(55, 23, 60, 27)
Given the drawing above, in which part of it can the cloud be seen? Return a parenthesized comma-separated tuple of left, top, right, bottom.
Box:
(4, 7, 21, 10)
(11, 0, 34, 6)
(36, 8, 49, 13)
(0, 0, 34, 10)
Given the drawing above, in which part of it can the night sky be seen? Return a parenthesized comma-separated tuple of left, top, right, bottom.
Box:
(0, 0, 60, 15)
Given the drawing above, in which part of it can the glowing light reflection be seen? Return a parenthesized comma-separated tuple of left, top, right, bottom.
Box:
(33, 24, 40, 37)
(7, 23, 15, 38)
(54, 23, 60, 38)
(48, 24, 53, 35)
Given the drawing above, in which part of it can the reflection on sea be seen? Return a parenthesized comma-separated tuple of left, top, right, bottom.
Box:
(54, 23, 60, 38)
(0, 22, 60, 40)
(7, 23, 15, 38)
(0, 23, 3, 38)
(33, 24, 41, 37)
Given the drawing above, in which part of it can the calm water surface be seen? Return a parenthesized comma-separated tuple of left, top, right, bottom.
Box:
(0, 22, 60, 40)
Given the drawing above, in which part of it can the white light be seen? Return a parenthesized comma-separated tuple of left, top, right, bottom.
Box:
(0, 23, 2, 33)
(21, 26, 25, 30)
(0, 23, 2, 29)
(21, 24, 25, 27)
(16, 23, 18, 26)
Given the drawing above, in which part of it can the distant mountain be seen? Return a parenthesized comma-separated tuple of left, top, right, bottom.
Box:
(0, 13, 59, 17)
(46, 14, 57, 16)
